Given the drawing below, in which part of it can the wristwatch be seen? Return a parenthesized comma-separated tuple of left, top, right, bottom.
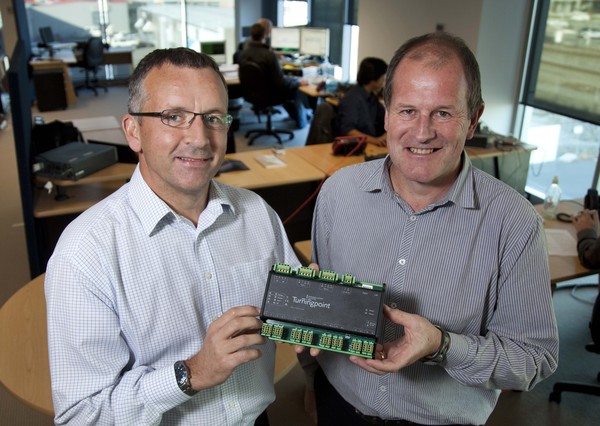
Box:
(174, 360, 198, 396)
(421, 325, 451, 365)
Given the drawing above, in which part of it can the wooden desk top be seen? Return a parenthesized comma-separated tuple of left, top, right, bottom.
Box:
(0, 274, 53, 416)
(216, 149, 325, 189)
(289, 143, 387, 176)
(299, 84, 332, 98)
(465, 143, 536, 160)
(0, 274, 297, 417)
(30, 48, 77, 66)
(219, 64, 240, 85)
(35, 162, 135, 188)
(34, 150, 325, 218)
(34, 180, 127, 219)
(534, 200, 595, 285)
(33, 163, 135, 219)
(289, 142, 534, 178)
(293, 239, 312, 266)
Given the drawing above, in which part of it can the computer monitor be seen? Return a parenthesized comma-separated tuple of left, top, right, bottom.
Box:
(39, 26, 55, 46)
(300, 27, 330, 58)
(270, 27, 301, 53)
(200, 41, 226, 64)
(200, 41, 225, 55)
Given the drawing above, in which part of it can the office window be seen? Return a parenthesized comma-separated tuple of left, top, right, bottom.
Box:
(25, 0, 234, 73)
(281, 0, 308, 27)
(519, 0, 600, 199)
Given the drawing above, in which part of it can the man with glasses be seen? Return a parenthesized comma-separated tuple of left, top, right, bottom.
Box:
(45, 48, 299, 425)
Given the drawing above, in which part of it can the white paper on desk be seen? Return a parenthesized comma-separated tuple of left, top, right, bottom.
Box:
(544, 229, 578, 256)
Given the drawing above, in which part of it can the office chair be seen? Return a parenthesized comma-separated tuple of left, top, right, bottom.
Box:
(75, 37, 107, 96)
(238, 60, 294, 145)
(305, 101, 336, 145)
(549, 292, 600, 403)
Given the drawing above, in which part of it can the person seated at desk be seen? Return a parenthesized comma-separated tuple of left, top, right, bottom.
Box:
(239, 23, 310, 129)
(233, 18, 272, 64)
(334, 57, 388, 146)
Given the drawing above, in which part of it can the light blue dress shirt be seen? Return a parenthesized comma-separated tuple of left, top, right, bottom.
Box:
(310, 154, 559, 425)
(45, 166, 299, 425)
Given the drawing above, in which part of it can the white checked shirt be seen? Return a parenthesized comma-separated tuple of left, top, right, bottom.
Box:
(45, 166, 299, 425)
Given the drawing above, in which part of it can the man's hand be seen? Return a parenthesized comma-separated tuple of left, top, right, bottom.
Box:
(186, 306, 266, 391)
(349, 305, 442, 374)
(573, 209, 599, 233)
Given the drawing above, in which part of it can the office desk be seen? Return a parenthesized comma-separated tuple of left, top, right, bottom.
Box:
(34, 163, 135, 219)
(219, 64, 240, 85)
(293, 239, 312, 265)
(32, 150, 325, 218)
(30, 49, 78, 107)
(299, 83, 331, 99)
(534, 200, 596, 286)
(217, 149, 325, 189)
(0, 274, 298, 417)
(292, 142, 534, 194)
(103, 47, 134, 66)
(0, 274, 52, 416)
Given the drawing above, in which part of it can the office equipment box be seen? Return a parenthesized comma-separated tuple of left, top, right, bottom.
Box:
(33, 69, 67, 112)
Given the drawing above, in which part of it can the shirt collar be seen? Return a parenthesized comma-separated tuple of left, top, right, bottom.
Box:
(128, 166, 235, 235)
(360, 152, 477, 210)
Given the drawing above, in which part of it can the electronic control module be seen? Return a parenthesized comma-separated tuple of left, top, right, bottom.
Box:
(260, 264, 386, 358)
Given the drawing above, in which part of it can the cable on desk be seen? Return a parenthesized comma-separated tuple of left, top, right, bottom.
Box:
(282, 142, 366, 225)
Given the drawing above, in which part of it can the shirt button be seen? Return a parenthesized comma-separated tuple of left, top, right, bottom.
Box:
(398, 259, 406, 265)
(390, 302, 397, 309)
(410, 215, 417, 221)
(204, 272, 212, 280)
(379, 386, 387, 392)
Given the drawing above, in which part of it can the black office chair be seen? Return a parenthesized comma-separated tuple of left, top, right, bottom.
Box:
(75, 37, 107, 96)
(549, 292, 600, 403)
(305, 101, 336, 145)
(238, 61, 294, 146)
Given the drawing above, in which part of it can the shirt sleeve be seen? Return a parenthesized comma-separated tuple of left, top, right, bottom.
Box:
(336, 90, 370, 136)
(577, 228, 600, 269)
(46, 257, 189, 425)
(443, 212, 559, 391)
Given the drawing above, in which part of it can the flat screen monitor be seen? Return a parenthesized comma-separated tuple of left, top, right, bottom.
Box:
(200, 41, 226, 65)
(300, 27, 330, 57)
(39, 26, 55, 45)
(270, 27, 301, 52)
(200, 41, 225, 55)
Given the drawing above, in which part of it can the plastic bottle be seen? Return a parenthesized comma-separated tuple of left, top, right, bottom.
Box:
(542, 176, 562, 219)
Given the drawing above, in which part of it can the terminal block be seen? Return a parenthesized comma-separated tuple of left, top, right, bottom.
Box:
(260, 263, 386, 358)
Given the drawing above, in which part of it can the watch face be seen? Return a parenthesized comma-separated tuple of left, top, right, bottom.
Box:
(175, 361, 189, 387)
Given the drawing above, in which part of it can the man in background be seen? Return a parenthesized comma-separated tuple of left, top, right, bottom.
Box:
(239, 22, 310, 129)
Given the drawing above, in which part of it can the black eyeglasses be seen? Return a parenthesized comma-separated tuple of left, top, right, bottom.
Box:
(129, 109, 233, 130)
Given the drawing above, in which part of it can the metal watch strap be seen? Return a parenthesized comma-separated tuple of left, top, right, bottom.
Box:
(174, 360, 198, 396)
(421, 325, 451, 365)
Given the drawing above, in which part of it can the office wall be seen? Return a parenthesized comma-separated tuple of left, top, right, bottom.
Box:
(357, 0, 533, 136)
